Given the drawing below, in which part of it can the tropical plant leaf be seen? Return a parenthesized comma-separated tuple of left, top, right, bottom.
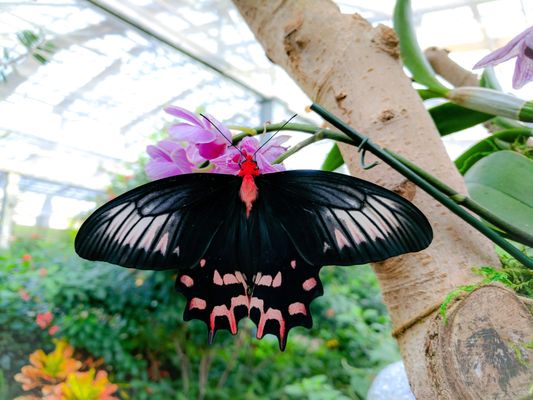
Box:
(429, 102, 493, 136)
(455, 129, 532, 174)
(321, 143, 344, 171)
(393, 0, 448, 94)
(418, 89, 443, 100)
(464, 151, 533, 239)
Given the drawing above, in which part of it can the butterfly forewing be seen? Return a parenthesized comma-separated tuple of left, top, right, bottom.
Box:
(257, 170, 432, 266)
(75, 174, 240, 270)
(75, 170, 432, 350)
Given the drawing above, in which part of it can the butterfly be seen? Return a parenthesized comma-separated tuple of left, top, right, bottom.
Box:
(75, 149, 433, 350)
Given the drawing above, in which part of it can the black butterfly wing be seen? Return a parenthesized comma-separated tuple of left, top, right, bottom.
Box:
(75, 173, 241, 270)
(76, 169, 432, 351)
(256, 170, 433, 266)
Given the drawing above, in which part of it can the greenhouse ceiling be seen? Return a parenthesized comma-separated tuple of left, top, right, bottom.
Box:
(0, 0, 531, 230)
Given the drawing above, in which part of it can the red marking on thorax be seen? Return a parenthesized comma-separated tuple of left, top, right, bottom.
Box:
(238, 154, 260, 217)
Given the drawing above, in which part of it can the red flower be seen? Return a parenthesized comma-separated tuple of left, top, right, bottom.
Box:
(48, 325, 60, 336)
(36, 312, 53, 329)
(19, 289, 31, 301)
(22, 254, 32, 262)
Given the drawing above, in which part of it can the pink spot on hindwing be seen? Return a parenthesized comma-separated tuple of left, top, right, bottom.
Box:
(213, 270, 223, 285)
(189, 297, 206, 310)
(200, 258, 206, 267)
(290, 260, 296, 269)
(180, 275, 194, 287)
(272, 272, 282, 287)
(223, 273, 239, 285)
(302, 278, 317, 291)
(257, 275, 272, 286)
(210, 305, 237, 334)
(249, 296, 286, 345)
(288, 302, 307, 315)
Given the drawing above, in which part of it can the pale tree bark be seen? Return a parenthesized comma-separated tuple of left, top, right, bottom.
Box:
(232, 1, 533, 398)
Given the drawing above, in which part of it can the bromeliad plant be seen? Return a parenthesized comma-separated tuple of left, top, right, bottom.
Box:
(14, 340, 118, 400)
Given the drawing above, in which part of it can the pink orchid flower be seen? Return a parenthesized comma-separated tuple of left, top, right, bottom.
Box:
(474, 26, 533, 89)
(145, 106, 232, 180)
(166, 106, 230, 160)
(146, 106, 289, 180)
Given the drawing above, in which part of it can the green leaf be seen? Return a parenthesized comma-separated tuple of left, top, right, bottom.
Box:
(418, 89, 443, 100)
(321, 143, 344, 171)
(393, 0, 448, 94)
(480, 67, 502, 91)
(429, 102, 493, 136)
(32, 53, 48, 64)
(16, 30, 39, 49)
(455, 129, 532, 174)
(464, 151, 533, 239)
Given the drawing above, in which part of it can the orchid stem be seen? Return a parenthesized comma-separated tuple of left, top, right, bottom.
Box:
(272, 130, 326, 164)
(310, 103, 533, 269)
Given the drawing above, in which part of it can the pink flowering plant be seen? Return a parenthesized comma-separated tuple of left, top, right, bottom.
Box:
(145, 106, 290, 180)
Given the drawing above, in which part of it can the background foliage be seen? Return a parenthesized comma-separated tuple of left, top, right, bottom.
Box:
(0, 223, 398, 399)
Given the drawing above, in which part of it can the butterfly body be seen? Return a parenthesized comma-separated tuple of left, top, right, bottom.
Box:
(75, 163, 432, 350)
(237, 153, 260, 217)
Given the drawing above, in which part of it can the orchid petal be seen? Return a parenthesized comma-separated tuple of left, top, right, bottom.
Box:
(202, 112, 232, 142)
(146, 140, 182, 160)
(512, 50, 533, 89)
(185, 144, 204, 165)
(238, 136, 260, 155)
(164, 106, 206, 127)
(211, 148, 241, 174)
(145, 146, 194, 179)
(145, 161, 189, 180)
(259, 135, 290, 161)
(168, 124, 217, 143)
(146, 144, 171, 161)
(474, 27, 533, 69)
(169, 147, 193, 167)
(198, 141, 227, 160)
(256, 153, 286, 173)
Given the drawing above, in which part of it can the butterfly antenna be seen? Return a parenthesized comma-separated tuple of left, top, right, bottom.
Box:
(200, 113, 245, 158)
(254, 114, 297, 155)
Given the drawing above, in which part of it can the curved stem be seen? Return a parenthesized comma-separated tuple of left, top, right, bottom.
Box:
(272, 130, 325, 164)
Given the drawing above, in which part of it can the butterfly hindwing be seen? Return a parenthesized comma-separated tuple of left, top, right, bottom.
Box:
(175, 193, 324, 350)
